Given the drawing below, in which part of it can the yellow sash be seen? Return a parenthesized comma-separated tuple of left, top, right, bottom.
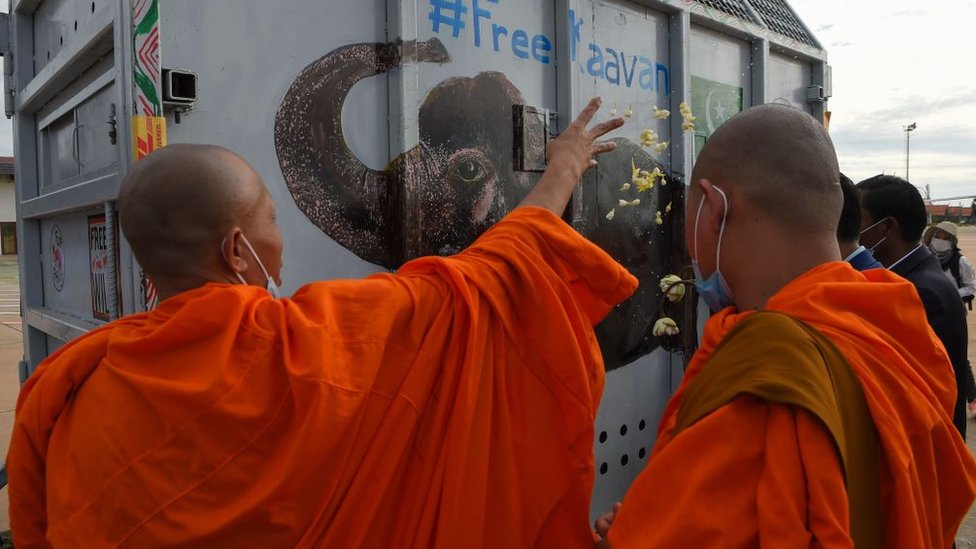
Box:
(674, 312, 881, 548)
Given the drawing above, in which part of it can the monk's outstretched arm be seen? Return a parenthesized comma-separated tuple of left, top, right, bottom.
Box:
(519, 97, 623, 216)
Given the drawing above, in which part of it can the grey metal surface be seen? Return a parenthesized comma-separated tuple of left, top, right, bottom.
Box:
(17, 8, 112, 114)
(8, 0, 829, 523)
(20, 170, 116, 218)
(767, 50, 812, 109)
(25, 305, 101, 343)
(591, 348, 681, 520)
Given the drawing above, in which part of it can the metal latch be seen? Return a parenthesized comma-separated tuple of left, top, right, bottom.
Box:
(513, 105, 556, 173)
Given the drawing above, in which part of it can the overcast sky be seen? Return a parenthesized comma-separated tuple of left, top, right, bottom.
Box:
(790, 0, 976, 203)
(0, 1, 970, 201)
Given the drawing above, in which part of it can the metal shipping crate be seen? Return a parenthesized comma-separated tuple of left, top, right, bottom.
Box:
(4, 0, 828, 518)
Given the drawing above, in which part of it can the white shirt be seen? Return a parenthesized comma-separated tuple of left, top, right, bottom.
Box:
(889, 244, 924, 271)
(940, 254, 976, 299)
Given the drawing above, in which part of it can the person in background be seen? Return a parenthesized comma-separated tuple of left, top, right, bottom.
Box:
(924, 220, 976, 416)
(838, 173, 882, 270)
(858, 175, 971, 438)
(925, 221, 976, 307)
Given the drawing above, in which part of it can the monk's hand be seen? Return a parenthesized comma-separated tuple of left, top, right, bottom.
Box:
(547, 97, 624, 181)
(593, 501, 622, 548)
(519, 98, 623, 215)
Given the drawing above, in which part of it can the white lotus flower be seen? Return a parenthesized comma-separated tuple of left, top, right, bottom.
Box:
(653, 317, 680, 337)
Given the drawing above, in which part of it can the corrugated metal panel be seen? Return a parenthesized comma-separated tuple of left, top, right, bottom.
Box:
(747, 0, 819, 46)
(696, 0, 759, 24)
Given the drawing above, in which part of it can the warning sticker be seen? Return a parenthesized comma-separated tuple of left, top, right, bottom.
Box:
(88, 214, 122, 321)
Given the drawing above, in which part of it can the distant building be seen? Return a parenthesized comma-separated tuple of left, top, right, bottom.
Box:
(926, 202, 976, 225)
(0, 156, 14, 254)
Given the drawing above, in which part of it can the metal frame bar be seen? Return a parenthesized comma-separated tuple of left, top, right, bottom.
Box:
(12, 2, 46, 379)
(36, 66, 114, 130)
(116, 0, 139, 314)
(20, 170, 117, 219)
(25, 306, 102, 343)
(16, 10, 114, 114)
(12, 0, 42, 15)
(751, 38, 769, 105)
(554, 0, 581, 224)
(386, 0, 421, 265)
(669, 9, 692, 182)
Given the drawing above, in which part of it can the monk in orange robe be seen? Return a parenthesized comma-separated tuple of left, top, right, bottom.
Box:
(7, 99, 631, 547)
(602, 105, 976, 548)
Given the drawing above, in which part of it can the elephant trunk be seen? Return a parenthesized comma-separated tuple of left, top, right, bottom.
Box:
(275, 38, 450, 267)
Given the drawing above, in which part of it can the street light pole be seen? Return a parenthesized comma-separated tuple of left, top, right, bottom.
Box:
(904, 122, 917, 182)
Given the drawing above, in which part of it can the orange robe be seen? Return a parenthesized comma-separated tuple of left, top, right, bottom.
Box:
(609, 262, 976, 548)
(7, 207, 637, 548)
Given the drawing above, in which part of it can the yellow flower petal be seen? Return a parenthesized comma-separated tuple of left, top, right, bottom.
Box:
(653, 107, 671, 120)
(624, 104, 634, 119)
(655, 211, 664, 225)
(606, 208, 615, 221)
(640, 129, 657, 147)
(655, 141, 669, 153)
(665, 201, 672, 213)
(620, 182, 631, 191)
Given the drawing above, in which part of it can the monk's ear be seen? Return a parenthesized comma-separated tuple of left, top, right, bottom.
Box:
(220, 229, 248, 274)
(699, 179, 727, 234)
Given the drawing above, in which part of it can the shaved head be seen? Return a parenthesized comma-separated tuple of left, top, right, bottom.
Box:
(118, 144, 268, 279)
(691, 104, 840, 233)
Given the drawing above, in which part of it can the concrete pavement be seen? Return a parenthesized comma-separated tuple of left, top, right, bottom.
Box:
(0, 255, 21, 536)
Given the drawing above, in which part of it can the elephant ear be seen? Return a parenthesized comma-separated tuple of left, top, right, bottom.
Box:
(274, 39, 450, 269)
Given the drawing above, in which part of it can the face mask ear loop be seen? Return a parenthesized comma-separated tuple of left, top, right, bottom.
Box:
(222, 235, 255, 286)
(694, 194, 706, 262)
(713, 186, 729, 274)
(239, 235, 273, 283)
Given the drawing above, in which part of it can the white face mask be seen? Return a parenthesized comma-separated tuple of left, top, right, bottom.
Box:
(223, 234, 280, 299)
(931, 238, 953, 253)
(859, 217, 891, 253)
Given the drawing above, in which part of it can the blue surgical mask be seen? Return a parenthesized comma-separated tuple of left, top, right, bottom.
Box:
(691, 186, 736, 312)
(225, 234, 281, 299)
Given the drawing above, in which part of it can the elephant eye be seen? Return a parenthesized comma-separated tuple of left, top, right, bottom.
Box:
(455, 159, 486, 183)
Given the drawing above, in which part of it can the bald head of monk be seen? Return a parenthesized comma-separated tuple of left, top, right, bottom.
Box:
(118, 144, 283, 301)
(687, 104, 842, 311)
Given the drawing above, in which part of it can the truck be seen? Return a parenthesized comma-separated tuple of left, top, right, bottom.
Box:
(1, 0, 828, 520)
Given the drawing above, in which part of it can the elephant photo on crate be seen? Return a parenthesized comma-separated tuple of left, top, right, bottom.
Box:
(273, 38, 682, 370)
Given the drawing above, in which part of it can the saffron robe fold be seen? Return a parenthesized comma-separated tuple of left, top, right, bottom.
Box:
(8, 207, 637, 548)
(609, 262, 976, 548)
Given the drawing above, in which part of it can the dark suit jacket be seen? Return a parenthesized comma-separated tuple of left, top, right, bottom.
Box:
(892, 245, 970, 437)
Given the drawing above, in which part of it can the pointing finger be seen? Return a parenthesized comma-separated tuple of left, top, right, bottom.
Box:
(572, 97, 603, 129)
